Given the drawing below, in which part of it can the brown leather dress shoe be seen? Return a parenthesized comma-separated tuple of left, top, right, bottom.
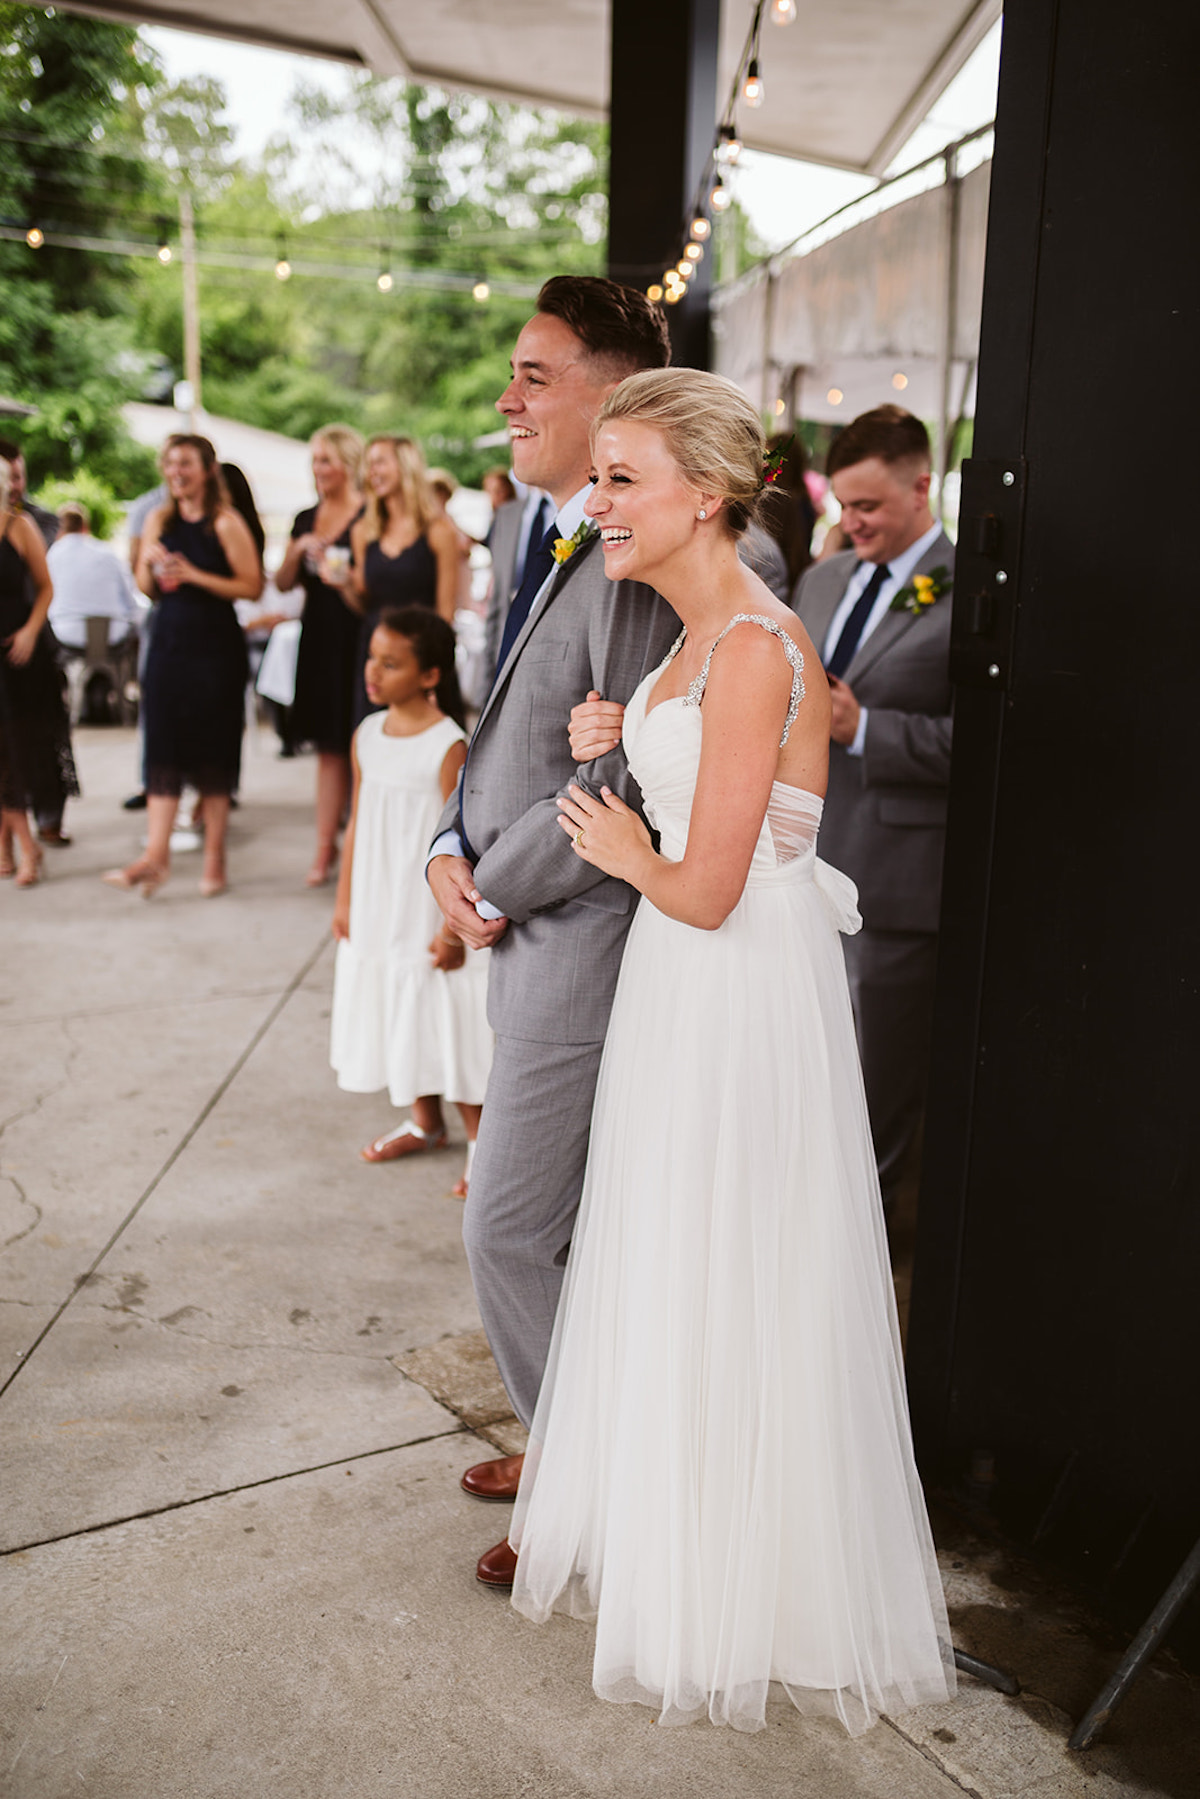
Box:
(460, 1452, 525, 1501)
(476, 1537, 518, 1588)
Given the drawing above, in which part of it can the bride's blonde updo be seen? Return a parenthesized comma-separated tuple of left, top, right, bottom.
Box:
(593, 368, 766, 537)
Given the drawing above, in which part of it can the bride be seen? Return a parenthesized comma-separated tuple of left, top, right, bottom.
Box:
(507, 369, 955, 1736)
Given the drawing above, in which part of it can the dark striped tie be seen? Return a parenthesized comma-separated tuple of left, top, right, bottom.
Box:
(826, 563, 890, 679)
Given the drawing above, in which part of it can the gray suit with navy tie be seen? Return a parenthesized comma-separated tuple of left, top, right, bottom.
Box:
(792, 531, 955, 1208)
(438, 534, 678, 1425)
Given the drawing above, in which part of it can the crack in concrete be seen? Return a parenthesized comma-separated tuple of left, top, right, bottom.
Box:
(1, 1016, 81, 1249)
(0, 932, 330, 1404)
(0, 1172, 42, 1252)
(880, 1714, 988, 1799)
(0, 1424, 469, 1556)
(0, 977, 327, 1034)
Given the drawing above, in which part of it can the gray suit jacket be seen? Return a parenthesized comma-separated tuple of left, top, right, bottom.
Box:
(481, 498, 525, 694)
(792, 532, 955, 934)
(438, 535, 678, 1046)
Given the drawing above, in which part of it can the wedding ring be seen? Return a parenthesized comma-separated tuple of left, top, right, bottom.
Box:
(574, 830, 586, 849)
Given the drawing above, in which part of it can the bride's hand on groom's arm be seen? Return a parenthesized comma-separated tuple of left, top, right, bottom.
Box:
(557, 784, 652, 883)
(569, 690, 625, 763)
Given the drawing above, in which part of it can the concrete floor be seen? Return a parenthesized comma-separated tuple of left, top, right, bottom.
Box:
(2, 726, 1197, 1799)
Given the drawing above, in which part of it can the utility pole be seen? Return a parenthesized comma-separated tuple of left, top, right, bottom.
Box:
(178, 188, 202, 427)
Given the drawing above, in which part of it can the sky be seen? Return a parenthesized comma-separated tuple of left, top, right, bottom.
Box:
(141, 19, 1001, 255)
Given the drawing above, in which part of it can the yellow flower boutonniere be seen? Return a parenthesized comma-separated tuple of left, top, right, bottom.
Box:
(552, 520, 597, 566)
(890, 565, 952, 617)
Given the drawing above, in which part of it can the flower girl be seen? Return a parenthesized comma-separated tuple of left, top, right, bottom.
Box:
(330, 608, 491, 1196)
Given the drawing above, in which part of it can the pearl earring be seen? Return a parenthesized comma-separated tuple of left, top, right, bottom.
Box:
(697, 508, 707, 520)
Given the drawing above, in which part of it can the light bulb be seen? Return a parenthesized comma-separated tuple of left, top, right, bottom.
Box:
(710, 176, 731, 212)
(684, 242, 703, 262)
(690, 216, 711, 240)
(826, 387, 843, 406)
(157, 244, 173, 264)
(377, 271, 393, 293)
(718, 124, 741, 164)
(647, 284, 664, 303)
(25, 226, 44, 248)
(275, 258, 291, 281)
(770, 0, 797, 22)
(472, 281, 490, 302)
(892, 371, 908, 390)
(676, 261, 695, 281)
(742, 59, 764, 107)
(664, 286, 683, 305)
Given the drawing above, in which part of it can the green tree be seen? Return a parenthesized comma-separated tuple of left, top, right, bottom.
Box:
(0, 6, 161, 489)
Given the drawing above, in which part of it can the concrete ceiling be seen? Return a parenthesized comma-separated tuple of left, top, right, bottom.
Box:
(37, 0, 1000, 175)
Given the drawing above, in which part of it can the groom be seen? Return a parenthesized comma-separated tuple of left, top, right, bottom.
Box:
(428, 277, 678, 1587)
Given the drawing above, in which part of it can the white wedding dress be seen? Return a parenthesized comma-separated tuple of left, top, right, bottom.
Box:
(510, 616, 955, 1735)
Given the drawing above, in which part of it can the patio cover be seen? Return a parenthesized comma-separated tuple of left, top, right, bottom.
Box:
(34, 0, 1000, 175)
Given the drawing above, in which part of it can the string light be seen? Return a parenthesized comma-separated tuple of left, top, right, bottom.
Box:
(472, 281, 490, 302)
(157, 242, 172, 264)
(769, 0, 797, 23)
(647, 283, 664, 302)
(717, 124, 742, 164)
(690, 216, 711, 240)
(274, 232, 291, 280)
(742, 58, 765, 107)
(710, 174, 732, 212)
(892, 371, 909, 390)
(25, 226, 44, 248)
(826, 387, 844, 405)
(676, 260, 695, 281)
(377, 270, 393, 293)
(684, 241, 703, 262)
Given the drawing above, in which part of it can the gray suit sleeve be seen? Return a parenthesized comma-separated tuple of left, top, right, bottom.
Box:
(469, 582, 669, 924)
(862, 710, 952, 787)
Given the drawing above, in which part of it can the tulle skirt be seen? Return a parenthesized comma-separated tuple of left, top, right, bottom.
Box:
(510, 860, 955, 1734)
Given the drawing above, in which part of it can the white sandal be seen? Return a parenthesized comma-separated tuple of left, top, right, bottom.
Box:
(360, 1120, 449, 1164)
(452, 1139, 477, 1200)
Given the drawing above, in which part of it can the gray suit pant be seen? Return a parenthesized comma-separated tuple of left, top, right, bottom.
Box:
(462, 1032, 604, 1428)
(842, 927, 939, 1211)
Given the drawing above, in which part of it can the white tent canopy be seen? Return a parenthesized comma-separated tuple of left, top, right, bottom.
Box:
(713, 138, 990, 474)
(39, 0, 999, 176)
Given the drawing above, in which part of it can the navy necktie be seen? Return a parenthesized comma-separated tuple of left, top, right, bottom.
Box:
(825, 563, 890, 680)
(495, 518, 559, 673)
(514, 495, 551, 594)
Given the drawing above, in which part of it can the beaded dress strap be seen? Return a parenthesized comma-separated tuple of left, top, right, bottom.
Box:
(681, 613, 806, 746)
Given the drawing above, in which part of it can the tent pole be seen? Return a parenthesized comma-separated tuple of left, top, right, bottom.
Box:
(937, 147, 961, 524)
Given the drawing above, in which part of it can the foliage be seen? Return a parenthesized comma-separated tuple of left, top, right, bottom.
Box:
(1, 11, 610, 488)
(32, 468, 125, 540)
(126, 73, 609, 480)
(0, 7, 163, 489)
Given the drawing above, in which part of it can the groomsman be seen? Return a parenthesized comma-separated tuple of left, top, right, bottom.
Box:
(792, 406, 955, 1216)
(428, 277, 677, 1588)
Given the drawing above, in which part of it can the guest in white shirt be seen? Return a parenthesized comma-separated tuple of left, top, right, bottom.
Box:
(47, 503, 142, 650)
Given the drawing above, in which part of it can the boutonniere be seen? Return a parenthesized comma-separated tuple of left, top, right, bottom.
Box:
(890, 565, 952, 616)
(552, 520, 597, 566)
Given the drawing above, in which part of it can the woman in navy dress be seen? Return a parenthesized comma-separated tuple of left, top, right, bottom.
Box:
(104, 435, 262, 898)
(329, 435, 459, 731)
(0, 454, 78, 887)
(274, 424, 364, 887)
